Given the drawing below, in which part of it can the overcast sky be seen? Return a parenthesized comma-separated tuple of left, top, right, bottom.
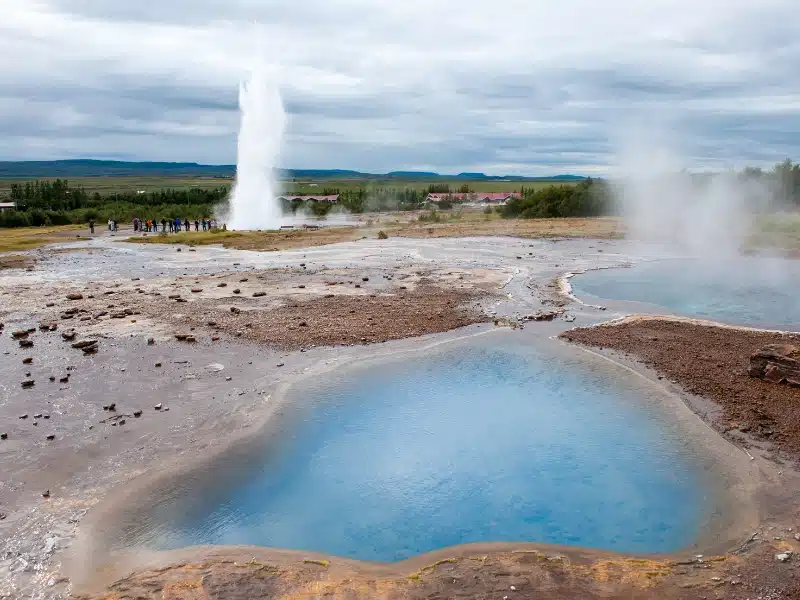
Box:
(3, 1, 799, 175)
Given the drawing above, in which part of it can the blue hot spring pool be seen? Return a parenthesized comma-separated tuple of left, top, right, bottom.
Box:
(125, 336, 711, 562)
(573, 256, 800, 330)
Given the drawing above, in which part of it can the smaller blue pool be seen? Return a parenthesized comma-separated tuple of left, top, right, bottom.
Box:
(121, 336, 712, 562)
(573, 256, 800, 330)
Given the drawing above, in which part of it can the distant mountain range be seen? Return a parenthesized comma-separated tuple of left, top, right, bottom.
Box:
(0, 160, 586, 181)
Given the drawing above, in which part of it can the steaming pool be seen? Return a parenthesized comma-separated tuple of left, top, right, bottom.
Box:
(114, 334, 721, 562)
(573, 256, 800, 330)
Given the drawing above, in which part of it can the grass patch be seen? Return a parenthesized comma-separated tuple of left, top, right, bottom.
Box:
(0, 224, 83, 252)
(302, 559, 330, 567)
(408, 557, 459, 581)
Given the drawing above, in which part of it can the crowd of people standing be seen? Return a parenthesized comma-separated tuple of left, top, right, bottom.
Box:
(132, 217, 218, 233)
(88, 217, 220, 234)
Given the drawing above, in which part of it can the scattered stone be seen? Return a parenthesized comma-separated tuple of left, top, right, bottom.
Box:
(66, 293, 83, 300)
(749, 344, 800, 386)
(239, 278, 248, 282)
(362, 277, 369, 282)
(233, 289, 241, 294)
(276, 362, 285, 368)
(1, 433, 7, 440)
(19, 414, 28, 419)
(72, 340, 98, 350)
(176, 248, 181, 252)
(230, 306, 241, 314)
(119, 419, 126, 425)
(49, 376, 55, 382)
(39, 322, 58, 331)
(11, 330, 29, 339)
(59, 376, 69, 383)
(299, 321, 308, 327)
(168, 294, 181, 300)
(42, 490, 50, 498)
(61, 330, 76, 341)
(46, 302, 55, 307)
(253, 291, 266, 297)
(217, 282, 227, 287)
(155, 362, 162, 367)
(34, 413, 42, 419)
(21, 380, 35, 388)
(298, 285, 306, 289)
(22, 357, 33, 364)
(174, 334, 196, 342)
(225, 376, 232, 381)
(191, 288, 202, 293)
(211, 336, 220, 341)
(147, 337, 155, 345)
(46, 434, 55, 441)
(94, 311, 108, 318)
(133, 410, 142, 418)
(154, 403, 162, 410)
(102, 403, 116, 411)
(207, 321, 217, 326)
(775, 551, 792, 562)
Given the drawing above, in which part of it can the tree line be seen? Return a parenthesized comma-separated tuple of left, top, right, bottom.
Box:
(2, 160, 800, 227)
(1, 180, 227, 227)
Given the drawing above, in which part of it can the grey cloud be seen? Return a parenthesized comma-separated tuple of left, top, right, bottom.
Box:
(2, 0, 799, 173)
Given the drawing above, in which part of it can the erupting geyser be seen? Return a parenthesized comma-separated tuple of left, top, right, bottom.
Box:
(228, 61, 287, 230)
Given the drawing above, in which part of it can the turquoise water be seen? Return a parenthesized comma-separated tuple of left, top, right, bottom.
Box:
(130, 337, 706, 562)
(574, 257, 800, 330)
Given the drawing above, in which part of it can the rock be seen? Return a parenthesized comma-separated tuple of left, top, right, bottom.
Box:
(211, 336, 220, 341)
(749, 344, 800, 386)
(205, 363, 225, 372)
(225, 376, 232, 381)
(174, 334, 196, 342)
(66, 293, 83, 300)
(22, 357, 33, 364)
(49, 376, 55, 382)
(217, 282, 227, 287)
(34, 413, 42, 419)
(230, 306, 241, 314)
(46, 434, 55, 441)
(176, 248, 181, 252)
(61, 330, 76, 341)
(239, 278, 248, 282)
(1, 433, 7, 440)
(72, 340, 98, 350)
(119, 419, 126, 425)
(191, 288, 202, 293)
(299, 321, 308, 327)
(133, 410, 142, 417)
(155, 362, 162, 367)
(563, 315, 576, 323)
(233, 289, 241, 294)
(59, 376, 69, 383)
(46, 302, 55, 307)
(42, 490, 50, 498)
(362, 277, 369, 282)
(147, 337, 155, 345)
(298, 285, 306, 289)
(775, 552, 792, 562)
(276, 362, 285, 368)
(11, 330, 28, 339)
(19, 414, 28, 419)
(154, 403, 162, 410)
(207, 321, 217, 326)
(253, 291, 266, 297)
(94, 311, 108, 318)
(168, 294, 181, 299)
(21, 380, 35, 388)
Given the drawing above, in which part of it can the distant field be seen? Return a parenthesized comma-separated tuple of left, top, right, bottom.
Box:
(0, 176, 576, 197)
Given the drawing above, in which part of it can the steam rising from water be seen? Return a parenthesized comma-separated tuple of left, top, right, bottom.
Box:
(613, 126, 769, 258)
(228, 60, 287, 230)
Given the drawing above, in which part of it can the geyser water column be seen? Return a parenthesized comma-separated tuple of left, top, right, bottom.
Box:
(228, 61, 287, 230)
